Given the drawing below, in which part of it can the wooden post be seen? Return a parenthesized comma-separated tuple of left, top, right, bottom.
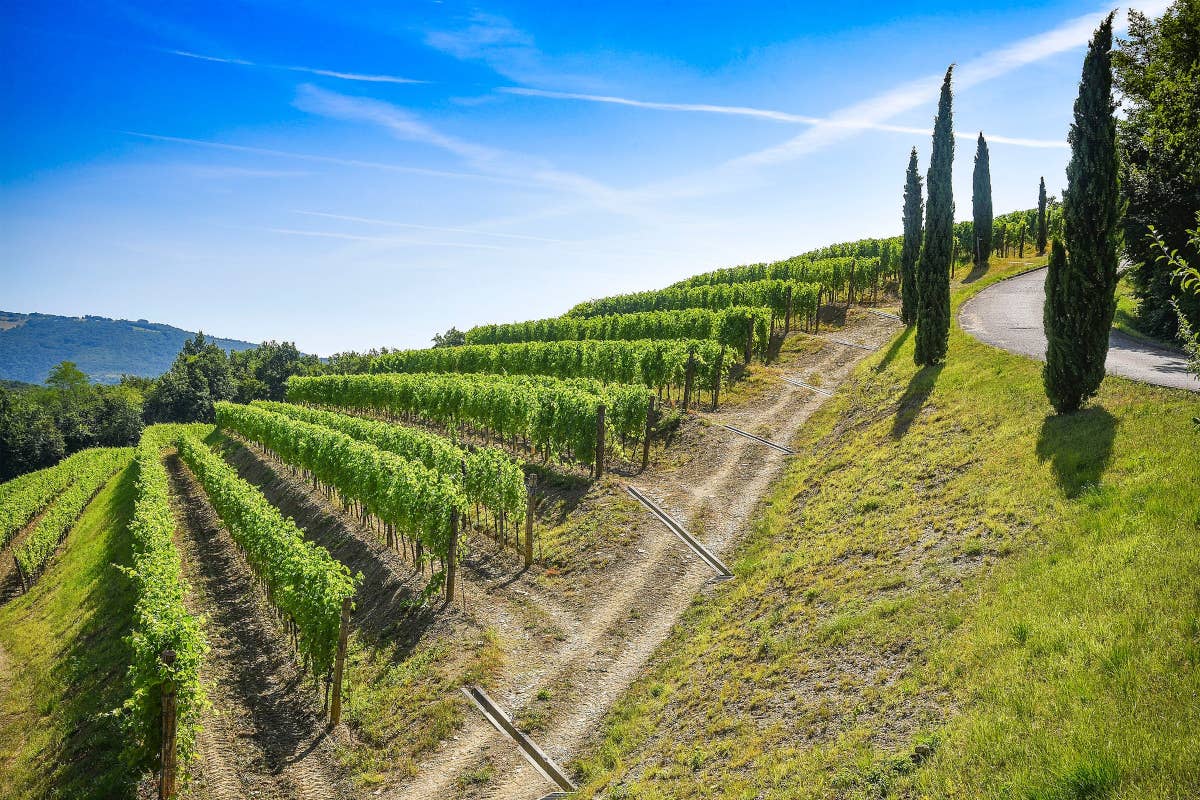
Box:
(524, 476, 535, 568)
(847, 259, 856, 308)
(594, 404, 606, 478)
(681, 350, 696, 410)
(329, 595, 352, 726)
(743, 323, 753, 364)
(641, 397, 655, 471)
(784, 285, 793, 333)
(814, 288, 822, 333)
(445, 510, 459, 602)
(159, 650, 178, 800)
(711, 347, 724, 411)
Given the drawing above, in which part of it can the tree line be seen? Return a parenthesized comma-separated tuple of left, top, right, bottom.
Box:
(900, 1, 1198, 412)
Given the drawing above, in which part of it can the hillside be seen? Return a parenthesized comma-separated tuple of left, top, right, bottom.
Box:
(0, 311, 257, 385)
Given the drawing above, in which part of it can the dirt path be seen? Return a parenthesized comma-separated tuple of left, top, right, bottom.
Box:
(165, 455, 351, 800)
(398, 312, 900, 799)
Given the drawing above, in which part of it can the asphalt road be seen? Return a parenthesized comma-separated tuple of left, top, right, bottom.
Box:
(959, 267, 1200, 393)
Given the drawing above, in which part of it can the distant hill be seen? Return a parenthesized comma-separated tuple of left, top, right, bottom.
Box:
(0, 311, 258, 385)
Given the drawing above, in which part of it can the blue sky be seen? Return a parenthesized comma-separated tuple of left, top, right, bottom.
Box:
(0, 1, 1169, 355)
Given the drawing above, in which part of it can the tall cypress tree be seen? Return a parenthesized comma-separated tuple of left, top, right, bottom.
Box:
(915, 66, 954, 366)
(971, 133, 992, 268)
(900, 147, 923, 325)
(1043, 13, 1121, 414)
(1036, 176, 1048, 255)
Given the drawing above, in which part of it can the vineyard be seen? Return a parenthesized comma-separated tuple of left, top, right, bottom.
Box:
(0, 226, 914, 799)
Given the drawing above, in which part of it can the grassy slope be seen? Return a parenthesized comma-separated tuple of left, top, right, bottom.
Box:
(0, 465, 139, 799)
(573, 256, 1200, 799)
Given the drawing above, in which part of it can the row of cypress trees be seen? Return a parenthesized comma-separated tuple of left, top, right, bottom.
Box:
(898, 12, 1122, 413)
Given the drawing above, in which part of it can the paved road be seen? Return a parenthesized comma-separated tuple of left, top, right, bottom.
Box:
(959, 267, 1199, 392)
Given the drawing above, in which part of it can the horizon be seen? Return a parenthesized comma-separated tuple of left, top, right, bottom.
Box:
(1, 0, 1169, 356)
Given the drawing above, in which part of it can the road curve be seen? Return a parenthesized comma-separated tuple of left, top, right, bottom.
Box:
(959, 266, 1199, 392)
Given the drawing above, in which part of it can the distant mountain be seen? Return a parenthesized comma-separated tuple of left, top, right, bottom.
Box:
(0, 311, 258, 385)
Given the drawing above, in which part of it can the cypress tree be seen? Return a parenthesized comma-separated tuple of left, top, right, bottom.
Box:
(971, 133, 992, 268)
(1043, 13, 1121, 414)
(900, 147, 923, 325)
(1036, 177, 1048, 255)
(915, 66, 954, 366)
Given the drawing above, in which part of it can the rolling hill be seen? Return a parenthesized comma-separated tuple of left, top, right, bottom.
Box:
(0, 311, 257, 385)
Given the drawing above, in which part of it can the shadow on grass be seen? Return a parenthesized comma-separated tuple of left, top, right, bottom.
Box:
(960, 262, 991, 284)
(890, 364, 944, 439)
(1036, 407, 1117, 498)
(55, 465, 139, 797)
(874, 325, 914, 374)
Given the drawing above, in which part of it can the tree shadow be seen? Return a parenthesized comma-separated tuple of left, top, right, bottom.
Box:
(874, 325, 914, 374)
(960, 262, 991, 284)
(1035, 407, 1117, 498)
(890, 364, 944, 439)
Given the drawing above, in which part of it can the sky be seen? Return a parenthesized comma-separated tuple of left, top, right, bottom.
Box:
(0, 0, 1172, 355)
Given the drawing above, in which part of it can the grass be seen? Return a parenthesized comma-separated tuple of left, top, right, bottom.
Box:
(0, 465, 140, 799)
(571, 255, 1200, 799)
(337, 626, 503, 787)
(1113, 274, 1179, 349)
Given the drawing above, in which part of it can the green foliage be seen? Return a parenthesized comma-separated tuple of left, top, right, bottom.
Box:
(213, 402, 462, 588)
(177, 431, 359, 674)
(1044, 14, 1121, 414)
(371, 339, 733, 399)
(431, 326, 466, 348)
(465, 306, 772, 352)
(1037, 177, 1049, 255)
(901, 147, 924, 325)
(972, 133, 993, 267)
(287, 373, 651, 470)
(120, 429, 207, 772)
(13, 448, 132, 585)
(253, 400, 527, 524)
(915, 66, 955, 366)
(0, 447, 113, 549)
(1114, 0, 1200, 338)
(667, 257, 884, 300)
(144, 333, 237, 423)
(566, 279, 821, 322)
(229, 340, 317, 403)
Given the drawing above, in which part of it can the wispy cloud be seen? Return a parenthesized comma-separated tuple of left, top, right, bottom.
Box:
(123, 131, 529, 186)
(264, 227, 508, 251)
(292, 85, 656, 219)
(170, 49, 426, 85)
(293, 85, 499, 163)
(424, 12, 597, 89)
(728, 4, 1161, 168)
(293, 210, 571, 243)
(500, 87, 1066, 148)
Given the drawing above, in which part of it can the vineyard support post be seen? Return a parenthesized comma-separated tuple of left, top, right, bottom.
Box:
(159, 650, 178, 800)
(445, 510, 459, 602)
(815, 288, 822, 333)
(524, 476, 535, 568)
(712, 346, 724, 411)
(641, 397, 655, 471)
(743, 322, 753, 364)
(784, 285, 793, 333)
(594, 404, 606, 478)
(330, 595, 352, 726)
(682, 350, 696, 411)
(847, 259, 856, 308)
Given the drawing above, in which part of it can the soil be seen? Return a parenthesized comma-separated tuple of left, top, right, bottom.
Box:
(391, 311, 901, 799)
(165, 454, 352, 800)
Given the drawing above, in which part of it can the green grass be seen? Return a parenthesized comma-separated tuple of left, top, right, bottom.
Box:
(1113, 274, 1178, 349)
(337, 626, 503, 786)
(0, 465, 140, 799)
(571, 256, 1200, 799)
